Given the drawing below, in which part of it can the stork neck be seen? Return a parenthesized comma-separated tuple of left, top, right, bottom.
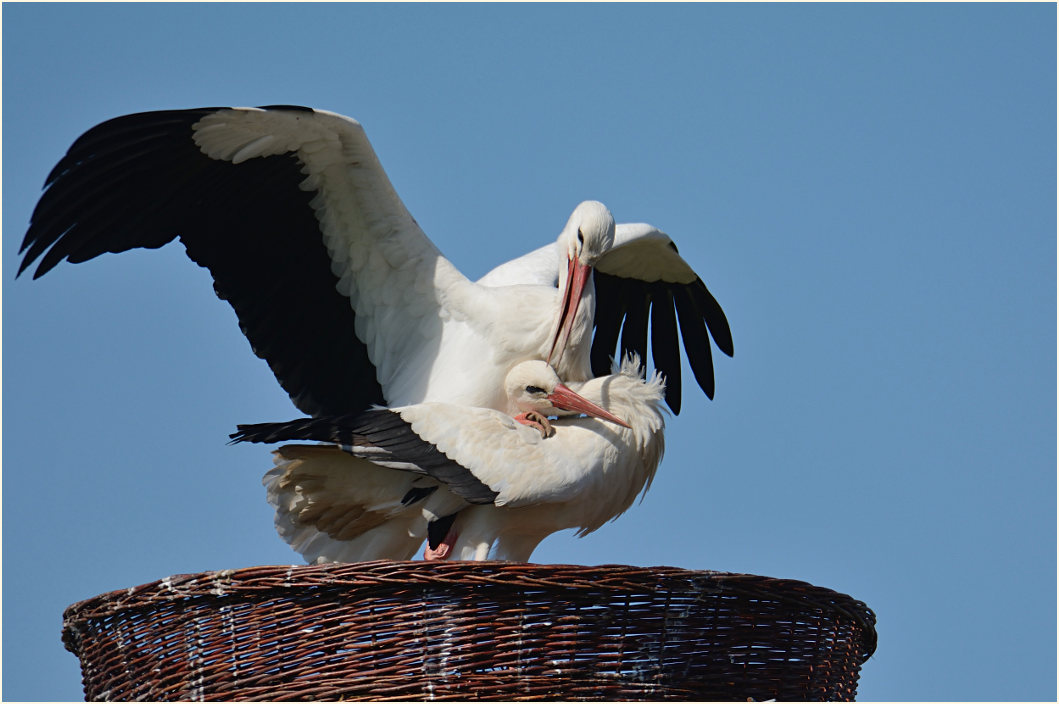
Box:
(548, 272, 595, 382)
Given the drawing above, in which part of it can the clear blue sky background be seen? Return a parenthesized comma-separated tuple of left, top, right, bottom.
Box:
(3, 4, 1055, 701)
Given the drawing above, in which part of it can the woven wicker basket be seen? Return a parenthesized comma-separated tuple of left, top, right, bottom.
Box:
(62, 561, 876, 701)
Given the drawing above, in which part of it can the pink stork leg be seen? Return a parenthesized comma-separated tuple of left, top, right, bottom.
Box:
(424, 522, 460, 561)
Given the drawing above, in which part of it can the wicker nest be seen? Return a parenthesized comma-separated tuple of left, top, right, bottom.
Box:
(62, 561, 876, 701)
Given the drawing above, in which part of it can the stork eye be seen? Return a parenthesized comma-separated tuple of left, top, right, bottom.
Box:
(577, 229, 584, 246)
(526, 385, 546, 395)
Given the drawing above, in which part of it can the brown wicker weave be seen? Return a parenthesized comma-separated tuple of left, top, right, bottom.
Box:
(62, 561, 876, 702)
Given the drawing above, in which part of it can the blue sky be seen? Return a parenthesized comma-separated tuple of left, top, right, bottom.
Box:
(3, 4, 1055, 701)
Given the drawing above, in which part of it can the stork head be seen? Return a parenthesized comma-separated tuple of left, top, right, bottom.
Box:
(558, 200, 616, 266)
(549, 201, 616, 366)
(505, 360, 630, 428)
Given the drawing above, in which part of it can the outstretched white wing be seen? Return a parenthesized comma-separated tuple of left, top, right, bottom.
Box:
(19, 106, 481, 414)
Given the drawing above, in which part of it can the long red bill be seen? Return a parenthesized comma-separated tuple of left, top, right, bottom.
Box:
(548, 382, 631, 428)
(547, 258, 592, 366)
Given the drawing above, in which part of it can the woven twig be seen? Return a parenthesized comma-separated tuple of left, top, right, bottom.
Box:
(62, 561, 876, 702)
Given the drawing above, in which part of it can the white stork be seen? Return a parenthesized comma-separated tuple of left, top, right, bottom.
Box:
(231, 356, 666, 563)
(18, 106, 732, 416)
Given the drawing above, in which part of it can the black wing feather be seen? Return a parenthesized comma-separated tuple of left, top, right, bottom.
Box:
(231, 412, 499, 505)
(18, 107, 384, 417)
(619, 278, 650, 374)
(590, 271, 626, 377)
(648, 283, 682, 413)
(673, 285, 717, 400)
(591, 270, 733, 411)
(691, 278, 734, 358)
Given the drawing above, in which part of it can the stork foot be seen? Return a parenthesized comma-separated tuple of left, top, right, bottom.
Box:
(424, 525, 459, 561)
(514, 411, 554, 438)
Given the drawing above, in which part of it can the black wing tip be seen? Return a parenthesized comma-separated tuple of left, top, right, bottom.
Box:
(230, 410, 399, 445)
(229, 421, 280, 444)
(667, 396, 682, 414)
(716, 327, 735, 358)
(18, 258, 55, 280)
(693, 277, 734, 358)
(17, 227, 46, 278)
(689, 356, 716, 402)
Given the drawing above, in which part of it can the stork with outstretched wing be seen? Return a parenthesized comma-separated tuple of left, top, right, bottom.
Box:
(18, 106, 732, 417)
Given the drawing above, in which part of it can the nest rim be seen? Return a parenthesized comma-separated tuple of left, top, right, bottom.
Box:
(62, 560, 877, 663)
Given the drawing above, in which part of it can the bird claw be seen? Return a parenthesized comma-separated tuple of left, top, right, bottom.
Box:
(424, 542, 452, 561)
(424, 524, 458, 561)
(515, 411, 554, 438)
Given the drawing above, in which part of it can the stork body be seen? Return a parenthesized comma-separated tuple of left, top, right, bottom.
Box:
(233, 357, 666, 563)
(19, 106, 731, 418)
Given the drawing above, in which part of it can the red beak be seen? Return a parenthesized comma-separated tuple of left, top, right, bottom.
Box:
(548, 257, 592, 366)
(548, 382, 631, 429)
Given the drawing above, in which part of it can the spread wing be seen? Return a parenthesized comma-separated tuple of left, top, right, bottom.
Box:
(18, 106, 475, 416)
